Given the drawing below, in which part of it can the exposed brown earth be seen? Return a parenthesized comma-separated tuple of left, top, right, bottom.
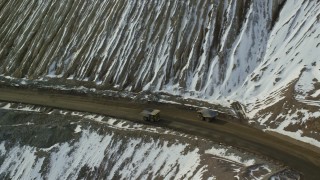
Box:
(0, 87, 319, 179)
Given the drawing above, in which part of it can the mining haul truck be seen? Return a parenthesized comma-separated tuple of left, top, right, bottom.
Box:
(197, 109, 218, 122)
(141, 109, 161, 122)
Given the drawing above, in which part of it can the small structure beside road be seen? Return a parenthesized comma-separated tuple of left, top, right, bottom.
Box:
(197, 108, 218, 122)
(141, 108, 160, 122)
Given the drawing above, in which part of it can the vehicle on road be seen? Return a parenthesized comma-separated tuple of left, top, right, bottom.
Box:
(197, 108, 218, 122)
(141, 108, 160, 122)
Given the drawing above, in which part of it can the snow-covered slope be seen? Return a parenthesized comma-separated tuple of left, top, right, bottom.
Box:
(0, 1, 319, 144)
(239, 0, 320, 145)
(0, 0, 278, 94)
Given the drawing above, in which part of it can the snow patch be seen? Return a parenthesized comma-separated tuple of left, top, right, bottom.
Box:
(311, 90, 320, 98)
(205, 147, 255, 166)
(74, 125, 82, 133)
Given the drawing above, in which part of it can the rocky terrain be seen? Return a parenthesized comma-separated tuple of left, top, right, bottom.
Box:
(0, 0, 319, 147)
(0, 0, 319, 179)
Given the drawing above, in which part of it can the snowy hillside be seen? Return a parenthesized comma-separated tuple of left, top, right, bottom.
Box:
(240, 0, 320, 146)
(0, 0, 277, 95)
(0, 0, 319, 145)
(0, 102, 290, 179)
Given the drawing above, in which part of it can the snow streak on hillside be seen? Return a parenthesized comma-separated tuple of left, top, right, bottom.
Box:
(0, 0, 275, 95)
(0, 103, 282, 179)
(0, 1, 319, 145)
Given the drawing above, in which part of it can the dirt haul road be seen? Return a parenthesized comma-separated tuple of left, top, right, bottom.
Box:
(0, 87, 319, 179)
